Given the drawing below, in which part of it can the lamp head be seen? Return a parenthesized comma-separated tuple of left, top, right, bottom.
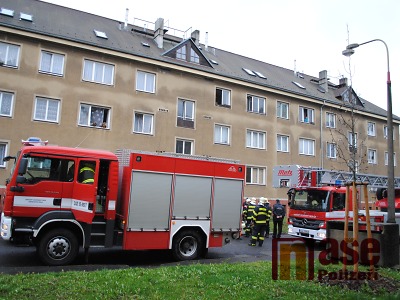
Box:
(342, 49, 355, 57)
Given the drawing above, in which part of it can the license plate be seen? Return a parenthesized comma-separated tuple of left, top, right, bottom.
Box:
(299, 229, 309, 234)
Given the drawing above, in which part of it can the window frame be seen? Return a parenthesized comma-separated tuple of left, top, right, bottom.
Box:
(33, 96, 60, 123)
(246, 166, 266, 185)
(78, 103, 111, 129)
(82, 59, 114, 85)
(277, 134, 289, 152)
(277, 101, 289, 119)
(0, 140, 8, 168)
(215, 88, 231, 108)
(214, 124, 230, 145)
(0, 90, 14, 117)
(367, 148, 377, 164)
(39, 50, 65, 76)
(299, 106, 315, 124)
(133, 111, 154, 135)
(326, 112, 336, 128)
(384, 151, 397, 166)
(348, 132, 358, 152)
(246, 129, 266, 150)
(367, 122, 376, 136)
(0, 41, 20, 68)
(326, 142, 337, 159)
(247, 94, 266, 115)
(177, 98, 195, 129)
(299, 138, 315, 156)
(176, 138, 194, 155)
(136, 70, 156, 93)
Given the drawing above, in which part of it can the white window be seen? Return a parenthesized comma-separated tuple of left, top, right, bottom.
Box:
(176, 46, 186, 60)
(214, 124, 230, 145)
(348, 132, 358, 152)
(299, 138, 315, 156)
(246, 166, 266, 185)
(247, 95, 266, 114)
(367, 122, 376, 136)
(368, 149, 377, 164)
(79, 104, 110, 128)
(177, 99, 195, 129)
(0, 42, 20, 68)
(215, 88, 231, 107)
(383, 125, 394, 140)
(327, 142, 337, 159)
(385, 152, 397, 166)
(326, 112, 336, 128)
(299, 106, 314, 124)
(0, 91, 13, 117)
(277, 134, 289, 152)
(39, 51, 65, 76)
(190, 48, 199, 64)
(246, 130, 266, 149)
(133, 112, 153, 134)
(277, 101, 289, 119)
(34, 97, 60, 123)
(176, 139, 193, 155)
(136, 70, 156, 93)
(83, 59, 114, 85)
(348, 160, 359, 173)
(0, 141, 8, 168)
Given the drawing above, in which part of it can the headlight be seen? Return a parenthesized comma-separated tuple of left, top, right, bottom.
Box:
(1, 223, 8, 230)
(317, 232, 326, 239)
(288, 227, 293, 233)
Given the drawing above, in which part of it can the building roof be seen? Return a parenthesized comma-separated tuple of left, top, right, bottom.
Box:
(0, 0, 397, 121)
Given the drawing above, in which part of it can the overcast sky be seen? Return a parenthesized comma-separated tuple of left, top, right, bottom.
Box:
(42, 0, 400, 116)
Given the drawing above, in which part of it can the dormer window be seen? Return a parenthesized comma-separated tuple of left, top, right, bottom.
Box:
(190, 49, 199, 63)
(176, 46, 186, 60)
(164, 39, 212, 68)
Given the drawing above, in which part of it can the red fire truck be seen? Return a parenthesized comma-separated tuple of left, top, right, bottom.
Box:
(273, 165, 400, 240)
(1, 138, 245, 265)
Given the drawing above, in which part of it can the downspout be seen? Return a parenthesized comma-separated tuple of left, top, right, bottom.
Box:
(320, 100, 326, 169)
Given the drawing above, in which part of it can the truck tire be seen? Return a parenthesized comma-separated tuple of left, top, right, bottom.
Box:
(37, 228, 79, 266)
(172, 230, 204, 261)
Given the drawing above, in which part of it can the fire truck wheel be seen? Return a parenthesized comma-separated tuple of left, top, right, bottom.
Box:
(172, 230, 204, 261)
(37, 228, 79, 266)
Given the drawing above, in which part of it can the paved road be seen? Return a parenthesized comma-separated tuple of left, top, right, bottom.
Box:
(0, 235, 277, 274)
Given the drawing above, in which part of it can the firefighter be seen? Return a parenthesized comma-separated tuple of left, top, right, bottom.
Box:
(272, 199, 286, 238)
(248, 197, 268, 246)
(264, 198, 273, 238)
(244, 197, 257, 237)
(242, 198, 251, 221)
(79, 161, 95, 184)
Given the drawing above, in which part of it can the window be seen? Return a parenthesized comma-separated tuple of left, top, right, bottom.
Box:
(299, 138, 315, 156)
(94, 30, 108, 39)
(214, 124, 230, 145)
(348, 160, 359, 173)
(247, 95, 266, 114)
(277, 101, 289, 119)
(39, 51, 65, 76)
(177, 99, 195, 129)
(246, 130, 266, 149)
(277, 135, 289, 152)
(299, 106, 314, 124)
(136, 70, 156, 93)
(190, 48, 199, 63)
(327, 142, 337, 159)
(133, 112, 153, 134)
(368, 149, 377, 164)
(0, 141, 7, 168)
(215, 88, 231, 107)
(326, 112, 336, 128)
(34, 97, 60, 123)
(348, 132, 358, 152)
(21, 156, 75, 183)
(0, 42, 20, 68)
(176, 46, 186, 60)
(246, 166, 266, 185)
(79, 104, 110, 128)
(176, 139, 193, 155)
(385, 152, 397, 166)
(0, 91, 13, 117)
(367, 122, 376, 136)
(83, 59, 114, 85)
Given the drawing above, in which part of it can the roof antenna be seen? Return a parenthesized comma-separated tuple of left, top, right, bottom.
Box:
(294, 59, 297, 76)
(124, 8, 129, 29)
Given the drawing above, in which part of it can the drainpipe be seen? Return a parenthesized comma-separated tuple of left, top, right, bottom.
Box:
(320, 100, 326, 169)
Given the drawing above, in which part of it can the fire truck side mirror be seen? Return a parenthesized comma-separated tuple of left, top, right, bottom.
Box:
(16, 175, 27, 184)
(18, 158, 28, 175)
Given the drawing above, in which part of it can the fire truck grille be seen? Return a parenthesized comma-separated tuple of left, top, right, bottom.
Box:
(292, 218, 322, 230)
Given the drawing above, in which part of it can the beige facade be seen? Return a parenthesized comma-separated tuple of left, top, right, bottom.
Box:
(0, 1, 399, 202)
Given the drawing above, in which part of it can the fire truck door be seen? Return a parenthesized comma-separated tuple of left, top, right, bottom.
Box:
(12, 156, 72, 217)
(71, 159, 98, 223)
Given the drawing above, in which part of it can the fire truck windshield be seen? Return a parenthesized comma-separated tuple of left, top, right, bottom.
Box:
(290, 189, 329, 212)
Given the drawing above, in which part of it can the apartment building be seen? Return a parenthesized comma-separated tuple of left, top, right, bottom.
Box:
(0, 0, 398, 200)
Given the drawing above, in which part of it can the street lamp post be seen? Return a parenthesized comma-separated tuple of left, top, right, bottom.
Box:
(342, 39, 396, 223)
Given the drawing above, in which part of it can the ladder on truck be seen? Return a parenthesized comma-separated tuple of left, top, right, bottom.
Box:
(299, 167, 400, 188)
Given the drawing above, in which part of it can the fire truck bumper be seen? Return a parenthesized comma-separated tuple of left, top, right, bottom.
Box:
(0, 212, 12, 241)
(287, 225, 326, 240)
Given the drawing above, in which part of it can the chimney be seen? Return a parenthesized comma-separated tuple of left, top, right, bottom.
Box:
(124, 8, 129, 29)
(191, 30, 200, 46)
(318, 70, 328, 92)
(153, 18, 165, 49)
(339, 77, 348, 87)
